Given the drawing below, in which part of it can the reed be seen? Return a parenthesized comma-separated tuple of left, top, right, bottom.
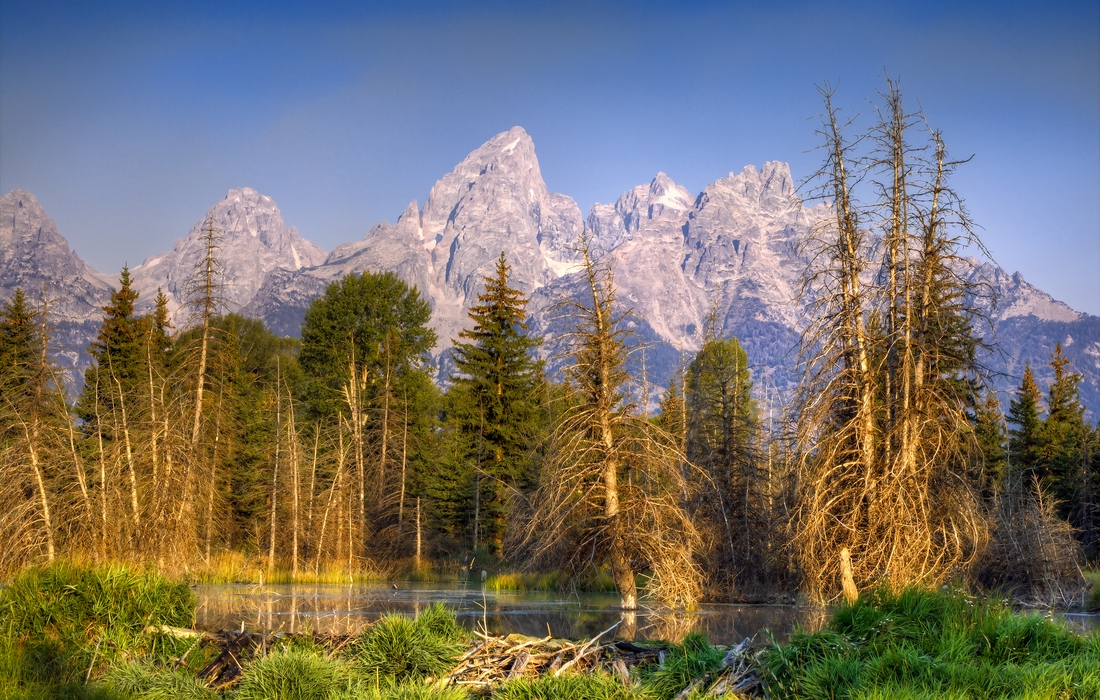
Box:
(485, 569, 617, 593)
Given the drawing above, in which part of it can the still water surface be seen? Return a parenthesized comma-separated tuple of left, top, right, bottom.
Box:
(193, 582, 825, 645)
(192, 583, 1100, 645)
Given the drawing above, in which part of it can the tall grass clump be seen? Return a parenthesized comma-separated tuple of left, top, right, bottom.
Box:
(760, 587, 1100, 699)
(100, 660, 215, 699)
(233, 648, 350, 700)
(637, 633, 725, 700)
(493, 672, 649, 700)
(352, 603, 465, 682)
(0, 561, 196, 685)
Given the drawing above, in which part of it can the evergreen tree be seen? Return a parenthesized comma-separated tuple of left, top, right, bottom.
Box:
(298, 271, 436, 556)
(685, 338, 760, 579)
(1042, 343, 1087, 521)
(449, 253, 542, 555)
(655, 374, 686, 453)
(77, 267, 148, 425)
(1007, 363, 1044, 482)
(0, 288, 66, 564)
(0, 289, 38, 392)
(149, 288, 174, 358)
(970, 389, 1007, 495)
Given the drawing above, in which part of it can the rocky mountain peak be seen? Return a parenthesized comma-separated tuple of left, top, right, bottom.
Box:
(0, 189, 113, 379)
(586, 172, 696, 251)
(712, 161, 797, 215)
(0, 189, 111, 319)
(131, 187, 326, 323)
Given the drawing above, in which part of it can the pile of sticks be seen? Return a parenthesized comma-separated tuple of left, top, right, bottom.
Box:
(441, 622, 762, 698)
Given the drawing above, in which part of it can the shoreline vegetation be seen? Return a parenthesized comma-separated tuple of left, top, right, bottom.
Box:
(2, 562, 1098, 699)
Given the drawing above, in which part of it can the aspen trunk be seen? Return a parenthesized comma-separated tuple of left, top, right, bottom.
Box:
(111, 369, 140, 528)
(23, 416, 55, 561)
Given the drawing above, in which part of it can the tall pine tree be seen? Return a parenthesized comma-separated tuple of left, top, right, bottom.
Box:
(77, 267, 148, 425)
(450, 252, 542, 555)
(970, 389, 1008, 496)
(1007, 363, 1044, 484)
(1043, 343, 1087, 521)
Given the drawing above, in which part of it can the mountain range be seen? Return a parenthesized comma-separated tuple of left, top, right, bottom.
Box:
(2, 126, 1097, 415)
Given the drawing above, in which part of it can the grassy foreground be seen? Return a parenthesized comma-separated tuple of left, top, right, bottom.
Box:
(1, 562, 1097, 699)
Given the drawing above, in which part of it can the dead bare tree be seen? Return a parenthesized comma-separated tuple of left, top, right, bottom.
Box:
(519, 234, 702, 609)
(794, 80, 988, 602)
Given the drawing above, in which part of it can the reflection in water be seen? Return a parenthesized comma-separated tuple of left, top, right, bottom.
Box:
(193, 583, 827, 644)
(193, 584, 1100, 645)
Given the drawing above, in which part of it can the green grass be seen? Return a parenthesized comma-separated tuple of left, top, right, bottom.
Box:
(491, 671, 650, 700)
(0, 560, 199, 690)
(760, 586, 1100, 699)
(100, 661, 216, 700)
(233, 648, 351, 700)
(637, 633, 725, 700)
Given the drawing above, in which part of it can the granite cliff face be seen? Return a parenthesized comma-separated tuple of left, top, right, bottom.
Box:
(3, 128, 1096, 412)
(0, 189, 112, 373)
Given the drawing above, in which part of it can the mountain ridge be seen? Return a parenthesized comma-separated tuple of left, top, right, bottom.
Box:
(2, 127, 1095, 414)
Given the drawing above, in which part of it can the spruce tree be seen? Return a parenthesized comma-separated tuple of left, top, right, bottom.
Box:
(971, 389, 1007, 495)
(1007, 363, 1044, 483)
(77, 267, 148, 425)
(1043, 343, 1087, 520)
(0, 289, 38, 392)
(450, 252, 542, 555)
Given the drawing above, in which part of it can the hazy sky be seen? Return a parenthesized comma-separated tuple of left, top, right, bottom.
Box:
(2, 0, 1098, 314)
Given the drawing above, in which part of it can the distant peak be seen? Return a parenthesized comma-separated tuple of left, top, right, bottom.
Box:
(481, 126, 534, 156)
(222, 186, 272, 202)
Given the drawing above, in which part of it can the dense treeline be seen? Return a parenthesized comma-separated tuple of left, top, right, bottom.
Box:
(1, 81, 1096, 608)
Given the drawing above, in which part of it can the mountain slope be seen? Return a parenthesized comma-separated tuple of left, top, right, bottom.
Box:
(246, 126, 585, 346)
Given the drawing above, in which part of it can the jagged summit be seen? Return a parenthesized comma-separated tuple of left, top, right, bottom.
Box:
(587, 172, 697, 251)
(131, 187, 326, 323)
(0, 189, 111, 323)
(248, 127, 584, 344)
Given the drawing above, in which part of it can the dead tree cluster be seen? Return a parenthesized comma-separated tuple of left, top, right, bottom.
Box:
(793, 79, 993, 601)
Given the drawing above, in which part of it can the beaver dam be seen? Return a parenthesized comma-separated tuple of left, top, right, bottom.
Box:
(184, 621, 762, 695)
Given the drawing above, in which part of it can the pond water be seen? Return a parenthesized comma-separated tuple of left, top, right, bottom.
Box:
(191, 583, 1100, 645)
(192, 582, 827, 645)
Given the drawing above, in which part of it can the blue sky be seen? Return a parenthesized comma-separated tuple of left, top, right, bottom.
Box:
(2, 0, 1098, 314)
